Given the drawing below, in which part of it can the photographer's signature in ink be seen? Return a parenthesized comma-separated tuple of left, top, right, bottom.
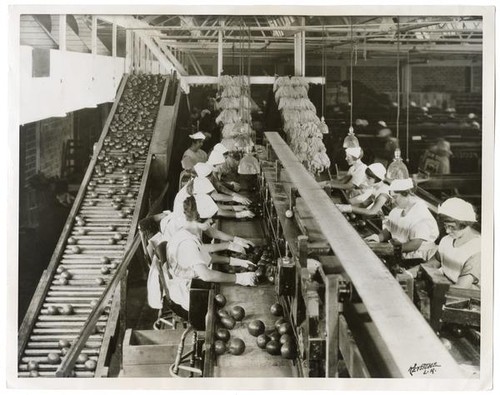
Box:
(408, 362, 441, 376)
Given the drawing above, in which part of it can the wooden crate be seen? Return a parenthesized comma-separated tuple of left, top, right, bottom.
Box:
(122, 328, 194, 377)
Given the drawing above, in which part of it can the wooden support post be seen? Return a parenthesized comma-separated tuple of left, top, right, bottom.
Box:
(325, 274, 342, 377)
(217, 28, 223, 77)
(125, 30, 132, 72)
(297, 235, 308, 268)
(59, 15, 66, 51)
(91, 16, 97, 55)
(112, 23, 117, 57)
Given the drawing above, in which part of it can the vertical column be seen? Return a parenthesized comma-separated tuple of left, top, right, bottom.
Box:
(217, 21, 224, 77)
(112, 23, 117, 57)
(59, 15, 66, 51)
(91, 16, 97, 55)
(294, 17, 306, 76)
(125, 30, 132, 72)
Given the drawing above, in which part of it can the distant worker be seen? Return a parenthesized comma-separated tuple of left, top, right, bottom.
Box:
(181, 132, 208, 170)
(425, 198, 481, 289)
(418, 138, 452, 175)
(373, 122, 399, 168)
(365, 178, 439, 261)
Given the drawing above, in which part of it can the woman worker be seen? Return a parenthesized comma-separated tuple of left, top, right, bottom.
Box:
(365, 178, 439, 261)
(336, 163, 390, 217)
(181, 132, 208, 170)
(166, 194, 257, 320)
(207, 149, 252, 206)
(321, 147, 368, 198)
(425, 198, 481, 288)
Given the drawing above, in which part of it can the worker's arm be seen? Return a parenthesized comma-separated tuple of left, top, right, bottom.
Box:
(391, 238, 424, 253)
(194, 263, 235, 283)
(351, 194, 389, 217)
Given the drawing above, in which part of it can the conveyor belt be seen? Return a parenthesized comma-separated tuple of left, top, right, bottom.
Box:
(18, 73, 172, 378)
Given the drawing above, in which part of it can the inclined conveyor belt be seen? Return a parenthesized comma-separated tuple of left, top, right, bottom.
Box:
(18, 73, 171, 378)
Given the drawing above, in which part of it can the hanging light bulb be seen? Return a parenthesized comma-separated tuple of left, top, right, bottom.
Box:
(385, 18, 410, 181)
(343, 126, 359, 148)
(386, 148, 409, 181)
(343, 19, 359, 148)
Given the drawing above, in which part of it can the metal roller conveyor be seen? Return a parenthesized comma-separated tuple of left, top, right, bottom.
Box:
(18, 73, 175, 378)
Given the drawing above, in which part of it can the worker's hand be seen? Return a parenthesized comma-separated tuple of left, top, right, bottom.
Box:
(230, 205, 247, 212)
(235, 272, 257, 286)
(235, 210, 255, 219)
(232, 194, 251, 205)
(233, 236, 255, 249)
(336, 204, 352, 213)
(230, 257, 256, 268)
(228, 181, 241, 192)
(227, 242, 246, 254)
(365, 234, 381, 243)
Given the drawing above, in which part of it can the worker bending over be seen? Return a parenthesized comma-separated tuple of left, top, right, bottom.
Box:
(365, 178, 439, 261)
(336, 163, 390, 217)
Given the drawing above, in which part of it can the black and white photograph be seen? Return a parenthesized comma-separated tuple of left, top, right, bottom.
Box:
(6, 2, 495, 391)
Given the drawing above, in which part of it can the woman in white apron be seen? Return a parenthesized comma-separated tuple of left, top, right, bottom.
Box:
(427, 198, 480, 289)
(152, 194, 257, 318)
(365, 178, 439, 261)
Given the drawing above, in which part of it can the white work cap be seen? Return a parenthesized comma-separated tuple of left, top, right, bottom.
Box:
(213, 143, 229, 154)
(345, 147, 362, 159)
(189, 131, 206, 140)
(192, 177, 215, 195)
(208, 150, 226, 166)
(366, 163, 386, 181)
(378, 120, 387, 128)
(438, 197, 476, 222)
(389, 178, 414, 192)
(194, 194, 219, 219)
(193, 162, 213, 178)
(468, 113, 476, 119)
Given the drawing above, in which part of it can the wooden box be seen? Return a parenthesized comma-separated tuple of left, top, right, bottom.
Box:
(122, 328, 193, 377)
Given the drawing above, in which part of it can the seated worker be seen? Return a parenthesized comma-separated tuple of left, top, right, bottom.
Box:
(423, 198, 480, 289)
(418, 138, 452, 175)
(322, 147, 368, 197)
(335, 163, 390, 217)
(207, 151, 252, 205)
(365, 178, 439, 261)
(165, 195, 258, 319)
(173, 173, 254, 220)
(181, 131, 208, 170)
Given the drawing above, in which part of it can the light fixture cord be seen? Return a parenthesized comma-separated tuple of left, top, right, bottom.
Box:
(406, 50, 410, 162)
(321, 25, 326, 118)
(350, 19, 354, 129)
(396, 18, 400, 141)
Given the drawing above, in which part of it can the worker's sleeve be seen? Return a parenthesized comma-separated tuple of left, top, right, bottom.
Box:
(181, 154, 195, 170)
(176, 239, 209, 275)
(410, 218, 438, 242)
(460, 252, 481, 284)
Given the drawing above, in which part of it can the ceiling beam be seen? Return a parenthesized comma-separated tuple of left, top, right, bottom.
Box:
(97, 15, 183, 75)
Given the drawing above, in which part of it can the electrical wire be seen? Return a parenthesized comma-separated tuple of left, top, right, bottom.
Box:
(350, 19, 354, 129)
(396, 18, 401, 141)
(321, 25, 326, 119)
(406, 50, 410, 162)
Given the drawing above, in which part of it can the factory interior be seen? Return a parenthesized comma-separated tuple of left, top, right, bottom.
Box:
(14, 11, 490, 382)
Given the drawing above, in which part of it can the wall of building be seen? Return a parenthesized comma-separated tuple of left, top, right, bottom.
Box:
(20, 46, 125, 124)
